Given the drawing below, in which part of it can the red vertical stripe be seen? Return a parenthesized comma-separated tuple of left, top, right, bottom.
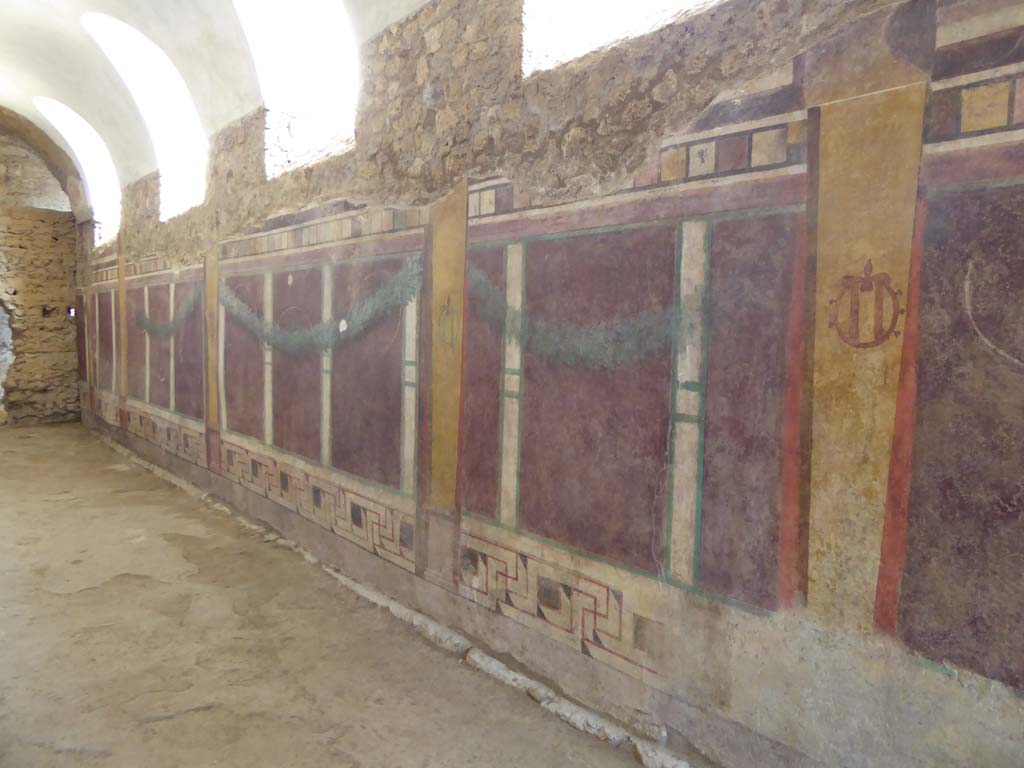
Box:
(778, 214, 809, 609)
(874, 196, 926, 633)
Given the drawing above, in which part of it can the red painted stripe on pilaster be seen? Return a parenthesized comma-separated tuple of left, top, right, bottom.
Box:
(874, 195, 926, 634)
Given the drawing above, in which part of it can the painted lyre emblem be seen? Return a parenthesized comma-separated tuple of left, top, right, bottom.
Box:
(828, 259, 904, 349)
(437, 294, 457, 351)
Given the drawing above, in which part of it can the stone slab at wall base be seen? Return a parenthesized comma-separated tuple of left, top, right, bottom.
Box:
(86, 413, 823, 768)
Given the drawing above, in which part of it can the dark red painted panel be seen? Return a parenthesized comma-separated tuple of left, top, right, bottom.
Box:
(899, 186, 1024, 690)
(717, 134, 750, 173)
(174, 281, 205, 421)
(331, 258, 403, 488)
(459, 247, 505, 518)
(125, 287, 146, 400)
(272, 268, 321, 461)
(88, 294, 98, 388)
(224, 274, 265, 440)
(698, 214, 799, 610)
(97, 291, 114, 392)
(87, 295, 96, 388)
(924, 89, 960, 142)
(75, 295, 87, 382)
(148, 284, 171, 409)
(518, 227, 675, 572)
(115, 291, 120, 393)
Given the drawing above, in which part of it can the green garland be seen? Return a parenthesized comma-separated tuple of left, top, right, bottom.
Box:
(220, 256, 422, 354)
(467, 267, 681, 369)
(135, 287, 201, 338)
(138, 257, 679, 369)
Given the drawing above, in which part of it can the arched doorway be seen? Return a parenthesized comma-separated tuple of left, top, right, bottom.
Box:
(0, 131, 79, 424)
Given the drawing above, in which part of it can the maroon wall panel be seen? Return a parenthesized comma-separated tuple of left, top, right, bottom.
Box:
(147, 285, 171, 409)
(97, 291, 114, 392)
(518, 227, 675, 572)
(272, 268, 322, 461)
(698, 213, 799, 610)
(331, 258, 403, 488)
(459, 247, 505, 518)
(899, 187, 1024, 690)
(88, 294, 97, 388)
(224, 274, 265, 440)
(75, 295, 87, 382)
(125, 287, 146, 400)
(174, 281, 205, 421)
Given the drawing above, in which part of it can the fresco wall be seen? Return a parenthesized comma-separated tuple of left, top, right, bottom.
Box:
(77, 1, 1024, 765)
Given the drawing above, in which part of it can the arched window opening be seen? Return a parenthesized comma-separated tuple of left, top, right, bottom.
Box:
(232, 0, 360, 178)
(523, 0, 707, 75)
(33, 97, 121, 243)
(81, 12, 207, 221)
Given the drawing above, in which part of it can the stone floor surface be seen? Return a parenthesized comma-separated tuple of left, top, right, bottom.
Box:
(0, 423, 639, 767)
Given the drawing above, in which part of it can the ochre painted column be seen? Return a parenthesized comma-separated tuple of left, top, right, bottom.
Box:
(427, 179, 468, 512)
(116, 235, 128, 429)
(204, 249, 222, 472)
(416, 180, 468, 587)
(806, 84, 926, 631)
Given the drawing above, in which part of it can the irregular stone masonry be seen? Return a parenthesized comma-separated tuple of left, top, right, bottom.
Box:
(106, 0, 898, 271)
(0, 207, 78, 423)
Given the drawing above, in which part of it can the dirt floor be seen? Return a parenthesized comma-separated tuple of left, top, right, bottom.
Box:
(0, 423, 640, 767)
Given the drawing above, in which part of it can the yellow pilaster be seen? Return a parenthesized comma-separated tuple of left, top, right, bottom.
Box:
(427, 180, 468, 512)
(807, 84, 926, 630)
(204, 249, 220, 431)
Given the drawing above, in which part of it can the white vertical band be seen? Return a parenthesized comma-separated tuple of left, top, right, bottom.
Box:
(168, 282, 176, 412)
(263, 272, 274, 445)
(499, 243, 525, 526)
(401, 293, 419, 495)
(669, 219, 709, 585)
(321, 264, 333, 465)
